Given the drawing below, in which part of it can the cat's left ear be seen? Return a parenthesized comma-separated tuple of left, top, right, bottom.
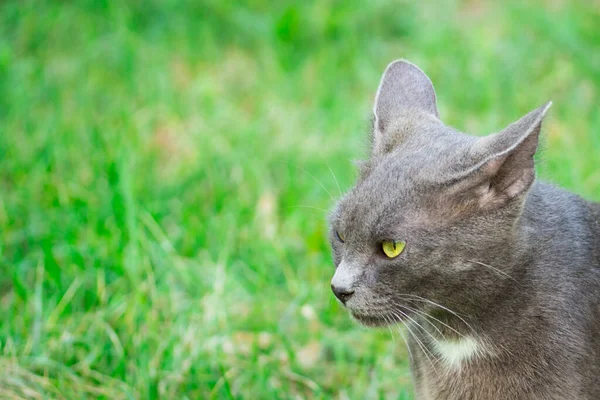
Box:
(467, 102, 552, 209)
(373, 60, 439, 135)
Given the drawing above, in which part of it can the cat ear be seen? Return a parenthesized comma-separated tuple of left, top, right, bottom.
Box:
(373, 60, 439, 134)
(468, 102, 552, 208)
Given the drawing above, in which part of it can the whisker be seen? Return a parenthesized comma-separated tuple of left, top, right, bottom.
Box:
(395, 294, 476, 334)
(468, 260, 517, 282)
(392, 310, 437, 369)
(395, 307, 445, 348)
(397, 327, 414, 363)
(383, 314, 396, 343)
(396, 302, 465, 339)
(403, 323, 437, 370)
(327, 163, 343, 197)
(284, 162, 336, 202)
(395, 304, 447, 338)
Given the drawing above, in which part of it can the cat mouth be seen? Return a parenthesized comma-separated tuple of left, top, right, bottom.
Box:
(350, 311, 411, 327)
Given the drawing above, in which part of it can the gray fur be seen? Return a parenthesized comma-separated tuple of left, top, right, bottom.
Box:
(329, 59, 600, 399)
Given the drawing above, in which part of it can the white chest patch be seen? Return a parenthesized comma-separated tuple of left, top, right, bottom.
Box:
(432, 336, 483, 368)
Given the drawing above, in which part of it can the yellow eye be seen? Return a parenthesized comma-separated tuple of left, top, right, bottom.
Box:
(336, 230, 345, 243)
(382, 240, 406, 258)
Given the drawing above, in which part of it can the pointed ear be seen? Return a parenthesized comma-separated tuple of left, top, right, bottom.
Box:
(373, 60, 439, 134)
(468, 102, 552, 208)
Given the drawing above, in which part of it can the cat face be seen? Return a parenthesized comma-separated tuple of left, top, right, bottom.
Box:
(329, 60, 550, 326)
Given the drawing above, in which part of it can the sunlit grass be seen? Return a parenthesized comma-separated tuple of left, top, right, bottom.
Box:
(0, 0, 598, 398)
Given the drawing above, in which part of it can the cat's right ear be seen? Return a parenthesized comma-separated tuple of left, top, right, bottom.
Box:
(373, 60, 439, 135)
(460, 102, 552, 210)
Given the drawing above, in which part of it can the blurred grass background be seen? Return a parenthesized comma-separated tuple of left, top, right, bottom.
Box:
(0, 0, 598, 398)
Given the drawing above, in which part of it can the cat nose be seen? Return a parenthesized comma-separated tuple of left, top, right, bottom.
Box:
(331, 284, 355, 304)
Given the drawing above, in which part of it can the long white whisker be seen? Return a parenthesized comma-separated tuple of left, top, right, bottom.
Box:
(397, 302, 465, 339)
(286, 162, 335, 202)
(397, 326, 414, 363)
(395, 308, 445, 350)
(469, 260, 516, 282)
(396, 294, 475, 334)
(392, 310, 437, 369)
(403, 321, 436, 369)
(327, 163, 342, 197)
(395, 304, 446, 338)
(383, 314, 396, 343)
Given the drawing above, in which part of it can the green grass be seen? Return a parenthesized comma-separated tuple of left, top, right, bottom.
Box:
(0, 0, 598, 398)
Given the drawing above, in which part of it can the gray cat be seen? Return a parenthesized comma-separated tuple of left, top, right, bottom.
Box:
(329, 60, 600, 399)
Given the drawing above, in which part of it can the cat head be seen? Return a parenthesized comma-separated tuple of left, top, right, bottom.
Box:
(329, 60, 551, 327)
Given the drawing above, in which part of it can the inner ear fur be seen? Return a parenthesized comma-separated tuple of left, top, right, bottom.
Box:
(453, 102, 552, 210)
